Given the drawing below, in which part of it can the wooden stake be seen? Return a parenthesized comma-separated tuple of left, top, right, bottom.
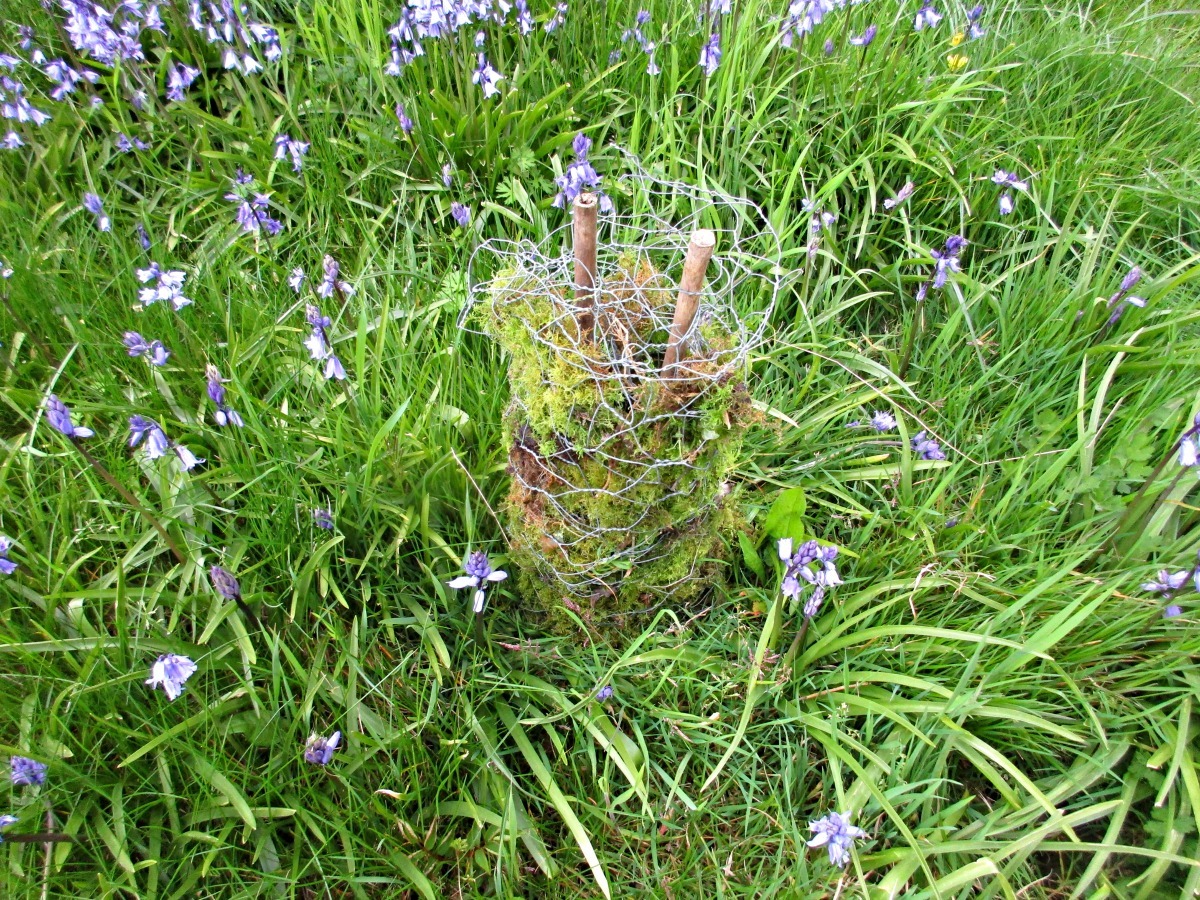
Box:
(573, 192, 598, 334)
(663, 229, 717, 372)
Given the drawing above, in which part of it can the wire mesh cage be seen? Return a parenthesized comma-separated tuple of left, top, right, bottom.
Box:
(465, 170, 782, 626)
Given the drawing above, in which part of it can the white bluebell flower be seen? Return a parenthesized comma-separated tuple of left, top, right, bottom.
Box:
(136, 263, 192, 310)
(146, 654, 198, 701)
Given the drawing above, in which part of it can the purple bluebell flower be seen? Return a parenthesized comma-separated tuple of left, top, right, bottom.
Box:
(82, 192, 111, 232)
(778, 538, 841, 618)
(136, 263, 192, 310)
(274, 134, 310, 173)
(998, 192, 1014, 215)
(823, 38, 835, 56)
(544, 2, 568, 33)
(2, 131, 22, 149)
(1165, 604, 1183, 618)
(304, 731, 341, 765)
(991, 169, 1029, 192)
(313, 507, 335, 530)
(911, 430, 946, 460)
(967, 4, 986, 39)
(9, 756, 47, 787)
(289, 267, 306, 293)
(869, 411, 897, 432)
(915, 281, 930, 302)
(929, 235, 967, 290)
(1105, 265, 1148, 325)
(210, 565, 241, 600)
(136, 223, 152, 250)
(1179, 436, 1198, 469)
(472, 53, 503, 99)
(451, 201, 471, 227)
(807, 811, 868, 867)
(45, 395, 93, 439)
(442, 163, 454, 189)
(128, 415, 171, 461)
(448, 550, 508, 613)
(165, 63, 200, 102)
(553, 133, 613, 212)
(123, 332, 170, 366)
(0, 54, 19, 71)
(225, 172, 283, 235)
(913, 0, 943, 30)
(699, 31, 722, 76)
(0, 536, 15, 576)
(596, 685, 614, 701)
(395, 102, 414, 134)
(206, 365, 244, 427)
(1142, 569, 1190, 597)
(884, 181, 915, 210)
(849, 25, 877, 47)
(304, 303, 346, 381)
(316, 255, 354, 299)
(146, 653, 197, 701)
(0, 814, 17, 837)
(1, 76, 51, 125)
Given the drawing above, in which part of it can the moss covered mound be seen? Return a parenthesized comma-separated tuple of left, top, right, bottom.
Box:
(474, 253, 753, 628)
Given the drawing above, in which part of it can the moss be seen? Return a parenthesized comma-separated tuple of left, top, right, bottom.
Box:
(480, 256, 753, 630)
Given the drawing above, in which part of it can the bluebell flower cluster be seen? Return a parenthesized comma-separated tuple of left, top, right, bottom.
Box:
(146, 653, 198, 701)
(451, 201, 471, 227)
(206, 364, 245, 427)
(472, 52, 504, 98)
(313, 507, 335, 530)
(544, 2, 568, 33)
(553, 133, 613, 212)
(802, 198, 836, 260)
(915, 234, 967, 300)
(304, 303, 347, 381)
(596, 685, 614, 701)
(166, 63, 201, 103)
(225, 170, 283, 235)
(1141, 551, 1200, 619)
(123, 332, 170, 366)
(991, 168, 1029, 216)
(615, 10, 659, 74)
(274, 134, 310, 173)
(58, 0, 162, 65)
(187, 0, 283, 75)
(807, 810, 868, 867)
(44, 58, 100, 102)
(317, 255, 355, 299)
(778, 538, 841, 619)
(129, 415, 205, 469)
(0, 536, 15, 575)
(304, 731, 341, 765)
(1, 75, 51, 128)
(448, 550, 508, 613)
(699, 31, 722, 76)
(385, 0, 542, 78)
(45, 394, 94, 439)
(395, 102, 414, 134)
(210, 565, 242, 601)
(911, 430, 946, 460)
(779, 0, 856, 48)
(9, 756, 48, 787)
(967, 4, 987, 39)
(115, 133, 149, 153)
(913, 0, 943, 30)
(136, 262, 192, 310)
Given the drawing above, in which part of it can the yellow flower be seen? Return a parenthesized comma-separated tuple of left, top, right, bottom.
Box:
(947, 53, 968, 72)
(950, 30, 965, 47)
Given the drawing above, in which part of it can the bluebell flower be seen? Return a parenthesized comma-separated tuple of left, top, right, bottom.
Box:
(778, 538, 841, 618)
(146, 653, 198, 701)
(395, 102, 414, 134)
(807, 810, 868, 867)
(210, 565, 241, 600)
(123, 332, 170, 365)
(9, 756, 47, 787)
(313, 507, 335, 530)
(136, 263, 192, 310)
(998, 193, 1014, 215)
(472, 53, 503, 99)
(136, 223, 152, 249)
(929, 235, 967, 290)
(699, 31, 722, 76)
(0, 536, 16, 576)
(128, 415, 171, 460)
(1165, 604, 1183, 618)
(289, 267, 306, 293)
(0, 54, 19, 71)
(1105, 265, 1147, 326)
(451, 201, 471, 227)
(1, 76, 51, 126)
(304, 731, 341, 765)
(913, 0, 943, 30)
(225, 172, 283, 235)
(823, 38, 835, 56)
(442, 163, 454, 189)
(0, 814, 17, 838)
(45, 394, 93, 439)
(915, 281, 929, 302)
(553, 133, 613, 211)
(303, 303, 346, 381)
(317, 255, 354, 298)
(165, 62, 200, 102)
(884, 181, 915, 210)
(515, 0, 534, 34)
(2, 131, 22, 149)
(544, 2, 568, 33)
(206, 365, 244, 427)
(82, 192, 110, 232)
(869, 411, 897, 432)
(1179, 436, 1198, 469)
(448, 550, 508, 613)
(967, 4, 986, 39)
(1142, 569, 1189, 598)
(849, 25, 877, 46)
(596, 685, 614, 701)
(274, 134, 309, 173)
(911, 430, 946, 460)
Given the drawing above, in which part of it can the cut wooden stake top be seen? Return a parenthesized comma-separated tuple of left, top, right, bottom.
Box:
(663, 229, 717, 372)
(572, 192, 598, 334)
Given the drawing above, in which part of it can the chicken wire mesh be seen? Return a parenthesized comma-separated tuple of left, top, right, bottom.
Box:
(464, 171, 782, 624)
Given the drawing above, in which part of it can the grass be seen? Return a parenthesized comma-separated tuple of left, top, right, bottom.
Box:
(1, 0, 1199, 896)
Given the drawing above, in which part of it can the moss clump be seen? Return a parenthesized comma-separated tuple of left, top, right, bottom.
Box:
(474, 254, 754, 629)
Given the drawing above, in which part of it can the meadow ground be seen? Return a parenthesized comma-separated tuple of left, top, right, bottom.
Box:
(1, 0, 1199, 897)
